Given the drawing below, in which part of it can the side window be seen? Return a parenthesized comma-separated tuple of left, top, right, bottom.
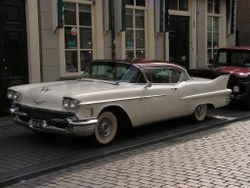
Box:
(169, 69, 182, 83)
(180, 71, 191, 82)
(145, 68, 170, 83)
(145, 67, 187, 84)
(217, 51, 227, 64)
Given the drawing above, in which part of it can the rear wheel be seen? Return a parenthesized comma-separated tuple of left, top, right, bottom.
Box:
(193, 104, 208, 122)
(94, 111, 118, 145)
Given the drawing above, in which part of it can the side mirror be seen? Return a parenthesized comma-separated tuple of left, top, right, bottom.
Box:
(145, 82, 152, 88)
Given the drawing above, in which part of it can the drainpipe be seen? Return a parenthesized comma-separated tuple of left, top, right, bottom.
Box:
(37, 0, 43, 82)
(110, 0, 115, 59)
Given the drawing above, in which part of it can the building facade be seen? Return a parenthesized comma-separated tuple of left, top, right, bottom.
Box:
(0, 0, 236, 115)
(236, 0, 250, 45)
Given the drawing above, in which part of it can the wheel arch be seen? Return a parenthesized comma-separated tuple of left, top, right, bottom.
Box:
(207, 103, 215, 109)
(98, 105, 133, 129)
(193, 102, 215, 112)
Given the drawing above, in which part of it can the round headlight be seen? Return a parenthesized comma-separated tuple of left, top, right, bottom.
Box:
(7, 90, 22, 101)
(233, 85, 240, 93)
(69, 99, 80, 109)
(63, 98, 80, 109)
(7, 90, 14, 99)
(13, 92, 21, 101)
(63, 98, 70, 109)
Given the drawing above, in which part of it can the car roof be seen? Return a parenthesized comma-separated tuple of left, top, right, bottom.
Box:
(221, 46, 250, 50)
(92, 59, 187, 71)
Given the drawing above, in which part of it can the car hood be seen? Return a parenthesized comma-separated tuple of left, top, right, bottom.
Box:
(189, 65, 250, 79)
(214, 66, 250, 76)
(10, 79, 125, 111)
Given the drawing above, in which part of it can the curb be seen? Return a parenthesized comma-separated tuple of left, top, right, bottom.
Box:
(0, 116, 11, 122)
(1, 114, 250, 187)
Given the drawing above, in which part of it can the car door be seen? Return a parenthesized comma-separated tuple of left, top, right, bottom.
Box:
(143, 67, 183, 124)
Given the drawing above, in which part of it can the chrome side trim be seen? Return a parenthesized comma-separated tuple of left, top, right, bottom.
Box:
(181, 89, 232, 100)
(143, 94, 168, 99)
(79, 94, 168, 106)
(80, 96, 143, 105)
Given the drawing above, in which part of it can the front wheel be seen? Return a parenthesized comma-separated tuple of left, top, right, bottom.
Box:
(94, 111, 118, 145)
(192, 104, 208, 122)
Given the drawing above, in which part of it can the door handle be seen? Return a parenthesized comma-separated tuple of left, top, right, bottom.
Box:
(171, 88, 178, 91)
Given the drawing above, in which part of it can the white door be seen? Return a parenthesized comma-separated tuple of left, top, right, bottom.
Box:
(143, 84, 181, 124)
(142, 66, 188, 124)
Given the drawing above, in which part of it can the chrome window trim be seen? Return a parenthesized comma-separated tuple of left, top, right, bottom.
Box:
(79, 94, 168, 106)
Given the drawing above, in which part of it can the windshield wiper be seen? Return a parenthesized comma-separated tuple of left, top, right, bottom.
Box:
(96, 80, 119, 85)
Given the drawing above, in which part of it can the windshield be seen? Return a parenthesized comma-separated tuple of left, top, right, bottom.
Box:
(215, 50, 250, 67)
(82, 62, 145, 83)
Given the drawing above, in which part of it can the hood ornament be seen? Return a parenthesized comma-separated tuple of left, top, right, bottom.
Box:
(32, 99, 46, 105)
(41, 86, 52, 92)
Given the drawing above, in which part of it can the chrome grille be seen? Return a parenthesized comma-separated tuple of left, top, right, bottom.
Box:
(16, 104, 74, 120)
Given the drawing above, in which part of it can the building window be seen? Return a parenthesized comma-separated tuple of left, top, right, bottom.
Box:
(207, 0, 220, 62)
(169, 0, 189, 11)
(125, 0, 146, 59)
(64, 2, 93, 73)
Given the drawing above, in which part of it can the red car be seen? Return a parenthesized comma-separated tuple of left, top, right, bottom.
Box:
(189, 47, 250, 107)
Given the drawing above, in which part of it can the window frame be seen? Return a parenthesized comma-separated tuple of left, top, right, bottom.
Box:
(59, 0, 95, 77)
(169, 0, 190, 12)
(122, 0, 148, 60)
(143, 66, 188, 84)
(206, 0, 221, 62)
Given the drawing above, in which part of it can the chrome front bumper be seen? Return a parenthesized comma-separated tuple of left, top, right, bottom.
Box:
(10, 105, 98, 136)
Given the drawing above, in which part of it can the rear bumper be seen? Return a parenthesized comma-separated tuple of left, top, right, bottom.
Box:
(228, 81, 250, 102)
(10, 105, 98, 136)
(230, 93, 248, 101)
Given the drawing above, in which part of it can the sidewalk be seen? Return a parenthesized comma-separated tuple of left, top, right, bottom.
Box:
(6, 117, 250, 188)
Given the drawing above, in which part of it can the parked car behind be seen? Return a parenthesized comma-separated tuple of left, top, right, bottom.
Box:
(189, 47, 250, 107)
(8, 60, 231, 145)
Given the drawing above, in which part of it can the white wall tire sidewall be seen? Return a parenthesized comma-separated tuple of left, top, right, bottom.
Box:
(194, 104, 208, 122)
(95, 111, 118, 145)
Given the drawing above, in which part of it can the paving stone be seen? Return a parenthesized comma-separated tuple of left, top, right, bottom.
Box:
(227, 185, 241, 188)
(4, 116, 250, 188)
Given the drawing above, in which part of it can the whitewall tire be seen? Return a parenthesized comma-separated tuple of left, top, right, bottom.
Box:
(193, 104, 208, 122)
(94, 111, 118, 145)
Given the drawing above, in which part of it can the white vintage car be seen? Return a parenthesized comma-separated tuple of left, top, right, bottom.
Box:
(8, 60, 231, 144)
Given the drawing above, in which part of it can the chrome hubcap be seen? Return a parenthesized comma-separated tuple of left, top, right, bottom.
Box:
(196, 105, 205, 117)
(98, 117, 112, 138)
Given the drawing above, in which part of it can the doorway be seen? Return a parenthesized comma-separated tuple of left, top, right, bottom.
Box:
(169, 15, 190, 69)
(0, 0, 28, 116)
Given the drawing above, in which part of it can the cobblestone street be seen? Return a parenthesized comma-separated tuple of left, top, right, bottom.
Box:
(7, 118, 250, 188)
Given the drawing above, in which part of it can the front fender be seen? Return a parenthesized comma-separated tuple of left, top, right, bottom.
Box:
(76, 100, 144, 127)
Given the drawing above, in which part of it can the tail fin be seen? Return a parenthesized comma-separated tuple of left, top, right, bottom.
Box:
(212, 74, 230, 89)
